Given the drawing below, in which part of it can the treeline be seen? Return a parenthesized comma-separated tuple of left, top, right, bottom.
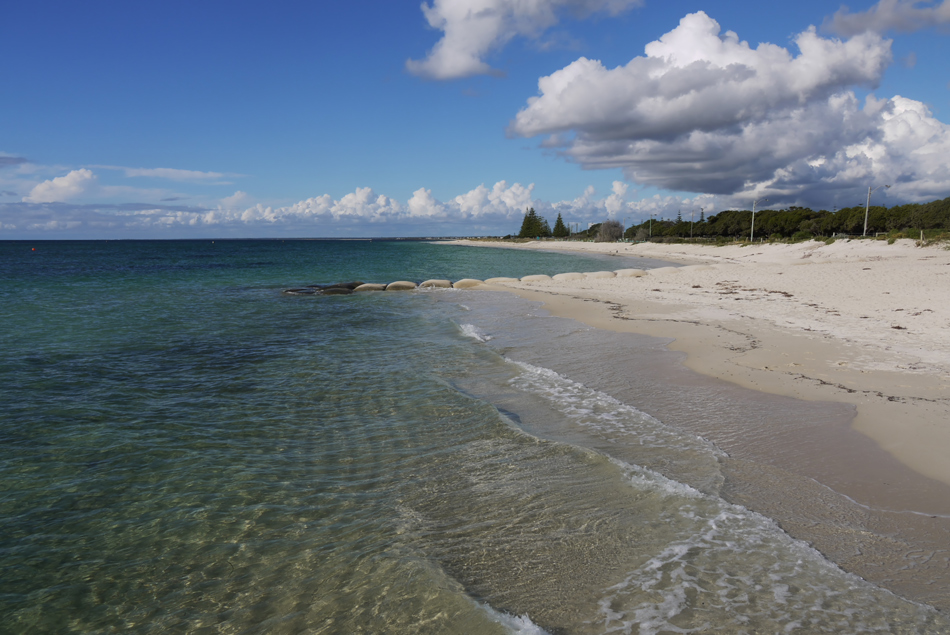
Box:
(624, 197, 950, 240)
(508, 197, 950, 241)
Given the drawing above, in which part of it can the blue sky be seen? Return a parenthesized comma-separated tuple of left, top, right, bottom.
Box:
(2, 0, 949, 237)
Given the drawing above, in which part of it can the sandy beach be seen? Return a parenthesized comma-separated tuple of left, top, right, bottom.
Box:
(445, 237, 950, 609)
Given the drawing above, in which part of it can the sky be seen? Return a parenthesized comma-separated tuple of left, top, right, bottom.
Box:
(2, 0, 949, 238)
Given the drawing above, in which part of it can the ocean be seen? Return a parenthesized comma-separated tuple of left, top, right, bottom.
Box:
(0, 239, 945, 634)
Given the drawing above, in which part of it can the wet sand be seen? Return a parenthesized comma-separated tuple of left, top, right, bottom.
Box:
(444, 238, 950, 611)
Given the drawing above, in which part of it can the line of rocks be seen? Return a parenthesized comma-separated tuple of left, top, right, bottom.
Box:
(282, 269, 651, 295)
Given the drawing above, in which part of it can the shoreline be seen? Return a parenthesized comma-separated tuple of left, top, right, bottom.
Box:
(443, 237, 950, 610)
(446, 238, 950, 490)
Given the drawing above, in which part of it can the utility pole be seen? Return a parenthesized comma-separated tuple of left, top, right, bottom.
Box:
(864, 184, 890, 236)
(751, 198, 767, 242)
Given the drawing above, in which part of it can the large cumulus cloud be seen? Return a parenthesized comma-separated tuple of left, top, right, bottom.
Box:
(509, 11, 950, 207)
(23, 169, 99, 203)
(407, 0, 642, 80)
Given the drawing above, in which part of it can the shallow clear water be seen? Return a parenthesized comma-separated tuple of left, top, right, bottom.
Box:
(0, 240, 945, 634)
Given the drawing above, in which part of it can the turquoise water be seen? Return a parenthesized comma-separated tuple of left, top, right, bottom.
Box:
(0, 240, 946, 634)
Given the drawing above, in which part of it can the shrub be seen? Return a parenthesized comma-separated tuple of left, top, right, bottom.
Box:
(595, 220, 624, 242)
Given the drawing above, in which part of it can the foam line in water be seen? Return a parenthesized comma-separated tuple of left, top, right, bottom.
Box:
(505, 358, 725, 458)
(479, 602, 551, 635)
(459, 323, 492, 342)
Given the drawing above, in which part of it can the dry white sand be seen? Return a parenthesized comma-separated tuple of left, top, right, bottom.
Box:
(445, 238, 950, 489)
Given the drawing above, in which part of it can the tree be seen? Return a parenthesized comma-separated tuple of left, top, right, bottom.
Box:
(552, 213, 569, 238)
(517, 208, 552, 238)
(595, 220, 624, 242)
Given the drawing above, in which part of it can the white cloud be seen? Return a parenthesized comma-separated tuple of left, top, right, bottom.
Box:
(123, 167, 227, 181)
(330, 187, 404, 220)
(220, 190, 250, 210)
(452, 180, 534, 216)
(92, 165, 231, 181)
(509, 12, 950, 207)
(407, 0, 643, 80)
(604, 180, 628, 215)
(23, 169, 99, 203)
(511, 12, 890, 141)
(407, 187, 446, 218)
(826, 0, 950, 35)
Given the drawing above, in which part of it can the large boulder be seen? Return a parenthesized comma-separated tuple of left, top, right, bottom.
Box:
(420, 279, 452, 288)
(452, 279, 484, 289)
(354, 283, 388, 292)
(552, 272, 585, 281)
(322, 287, 353, 295)
(520, 274, 552, 283)
(386, 281, 417, 291)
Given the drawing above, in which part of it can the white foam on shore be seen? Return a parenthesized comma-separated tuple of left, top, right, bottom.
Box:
(594, 501, 946, 634)
(501, 358, 948, 632)
(480, 603, 551, 635)
(506, 358, 724, 458)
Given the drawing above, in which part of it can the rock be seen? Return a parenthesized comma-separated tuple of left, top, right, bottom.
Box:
(306, 281, 365, 291)
(520, 275, 552, 283)
(354, 283, 388, 292)
(552, 272, 585, 281)
(322, 287, 353, 295)
(452, 279, 484, 289)
(420, 279, 452, 288)
(283, 288, 317, 295)
(615, 269, 647, 277)
(585, 271, 616, 279)
(386, 281, 417, 291)
(484, 277, 520, 284)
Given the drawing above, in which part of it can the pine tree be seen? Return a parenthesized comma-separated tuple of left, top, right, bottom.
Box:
(518, 208, 535, 238)
(552, 213, 569, 238)
(540, 218, 552, 237)
(700, 210, 705, 222)
(518, 208, 548, 238)
(676, 209, 682, 223)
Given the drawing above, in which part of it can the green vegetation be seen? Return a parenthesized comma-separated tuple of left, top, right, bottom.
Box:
(552, 212, 570, 238)
(517, 207, 552, 238)
(621, 196, 950, 242)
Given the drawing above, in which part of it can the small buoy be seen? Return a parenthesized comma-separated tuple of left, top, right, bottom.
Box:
(32, 248, 35, 251)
